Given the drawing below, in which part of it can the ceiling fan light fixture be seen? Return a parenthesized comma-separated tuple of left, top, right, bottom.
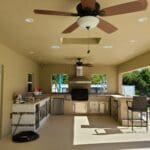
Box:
(77, 16, 99, 29)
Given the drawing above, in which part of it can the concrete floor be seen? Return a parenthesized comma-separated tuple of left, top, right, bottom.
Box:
(1, 115, 150, 150)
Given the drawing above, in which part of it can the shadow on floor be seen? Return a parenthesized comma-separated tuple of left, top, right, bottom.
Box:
(81, 115, 124, 135)
(81, 116, 119, 128)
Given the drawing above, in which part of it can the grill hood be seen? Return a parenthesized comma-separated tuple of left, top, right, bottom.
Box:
(70, 66, 91, 84)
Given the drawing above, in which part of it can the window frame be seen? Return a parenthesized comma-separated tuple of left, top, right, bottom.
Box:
(27, 73, 33, 92)
(90, 74, 108, 94)
(50, 73, 69, 94)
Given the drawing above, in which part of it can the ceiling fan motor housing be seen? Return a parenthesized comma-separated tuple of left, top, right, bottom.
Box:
(77, 2, 100, 17)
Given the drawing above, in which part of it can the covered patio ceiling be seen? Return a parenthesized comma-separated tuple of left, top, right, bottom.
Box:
(0, 0, 150, 65)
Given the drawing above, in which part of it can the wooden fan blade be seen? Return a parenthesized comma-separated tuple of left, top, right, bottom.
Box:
(62, 22, 79, 34)
(81, 0, 96, 10)
(34, 9, 78, 17)
(97, 18, 118, 34)
(101, 0, 147, 16)
(83, 63, 93, 67)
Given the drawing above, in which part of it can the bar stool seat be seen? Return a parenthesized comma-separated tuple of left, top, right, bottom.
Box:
(147, 99, 150, 119)
(127, 96, 148, 132)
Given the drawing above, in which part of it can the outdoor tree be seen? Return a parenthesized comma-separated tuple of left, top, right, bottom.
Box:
(123, 68, 150, 95)
(91, 74, 106, 84)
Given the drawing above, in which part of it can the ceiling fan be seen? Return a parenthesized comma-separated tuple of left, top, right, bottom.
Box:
(76, 58, 93, 67)
(34, 0, 147, 34)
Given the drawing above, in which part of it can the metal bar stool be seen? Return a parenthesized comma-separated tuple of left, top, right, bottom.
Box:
(147, 97, 150, 119)
(127, 96, 148, 132)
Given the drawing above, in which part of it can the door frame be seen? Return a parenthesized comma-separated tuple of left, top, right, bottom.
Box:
(0, 65, 3, 139)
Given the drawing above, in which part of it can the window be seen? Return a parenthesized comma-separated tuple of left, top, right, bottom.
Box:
(51, 73, 69, 93)
(27, 73, 33, 92)
(90, 74, 107, 94)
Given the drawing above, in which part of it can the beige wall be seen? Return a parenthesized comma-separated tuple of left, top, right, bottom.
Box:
(0, 43, 40, 137)
(118, 50, 150, 74)
(117, 50, 150, 93)
(39, 64, 118, 94)
(0, 65, 3, 138)
(39, 64, 75, 94)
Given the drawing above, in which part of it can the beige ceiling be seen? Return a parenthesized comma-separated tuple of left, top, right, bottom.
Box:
(0, 0, 150, 65)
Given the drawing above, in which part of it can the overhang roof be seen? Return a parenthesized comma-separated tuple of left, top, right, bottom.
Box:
(0, 0, 150, 65)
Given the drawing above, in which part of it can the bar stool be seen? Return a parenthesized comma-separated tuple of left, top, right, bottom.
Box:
(147, 98, 150, 119)
(127, 96, 148, 132)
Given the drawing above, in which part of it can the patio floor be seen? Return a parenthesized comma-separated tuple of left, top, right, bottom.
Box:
(0, 115, 150, 150)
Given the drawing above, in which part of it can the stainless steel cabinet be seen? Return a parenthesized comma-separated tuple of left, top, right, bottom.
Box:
(51, 98, 64, 115)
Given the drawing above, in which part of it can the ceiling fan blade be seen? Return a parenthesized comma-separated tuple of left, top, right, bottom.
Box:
(34, 9, 78, 17)
(101, 0, 147, 16)
(81, 0, 96, 10)
(83, 63, 93, 67)
(62, 22, 79, 34)
(97, 18, 118, 34)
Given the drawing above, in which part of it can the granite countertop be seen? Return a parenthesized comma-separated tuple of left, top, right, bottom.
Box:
(34, 94, 50, 99)
(51, 93, 118, 96)
(14, 94, 50, 105)
(50, 93, 131, 102)
(89, 93, 118, 97)
(111, 94, 133, 99)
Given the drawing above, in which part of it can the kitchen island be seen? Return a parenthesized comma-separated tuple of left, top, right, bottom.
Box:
(12, 96, 50, 134)
(110, 95, 148, 126)
(51, 94, 111, 115)
(51, 93, 147, 127)
(111, 95, 132, 125)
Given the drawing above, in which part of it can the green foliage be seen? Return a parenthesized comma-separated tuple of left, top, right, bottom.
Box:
(51, 74, 57, 84)
(51, 74, 69, 84)
(123, 68, 150, 95)
(62, 74, 69, 84)
(91, 74, 107, 84)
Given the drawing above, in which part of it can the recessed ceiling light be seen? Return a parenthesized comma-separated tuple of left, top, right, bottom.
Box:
(51, 45, 60, 49)
(129, 40, 137, 43)
(138, 17, 148, 23)
(25, 18, 34, 23)
(29, 51, 35, 54)
(103, 45, 113, 49)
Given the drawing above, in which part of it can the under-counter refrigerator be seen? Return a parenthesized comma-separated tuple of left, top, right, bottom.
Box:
(51, 98, 64, 115)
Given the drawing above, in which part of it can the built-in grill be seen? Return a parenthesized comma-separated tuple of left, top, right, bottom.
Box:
(70, 66, 90, 101)
(71, 88, 88, 101)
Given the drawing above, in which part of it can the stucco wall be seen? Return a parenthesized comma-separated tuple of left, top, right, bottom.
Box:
(118, 50, 150, 74)
(39, 64, 118, 94)
(0, 43, 39, 137)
